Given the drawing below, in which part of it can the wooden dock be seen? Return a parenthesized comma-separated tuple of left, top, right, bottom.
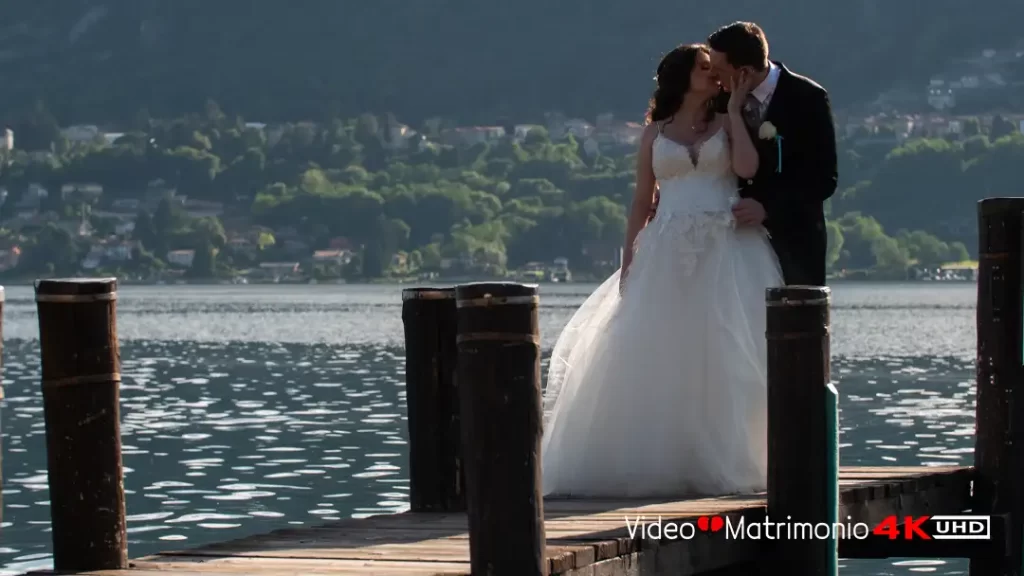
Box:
(17, 201, 1024, 576)
(27, 466, 972, 576)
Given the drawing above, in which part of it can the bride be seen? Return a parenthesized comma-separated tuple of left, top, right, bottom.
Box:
(541, 44, 784, 497)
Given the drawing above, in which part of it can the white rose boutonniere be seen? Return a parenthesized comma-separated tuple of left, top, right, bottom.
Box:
(758, 121, 777, 140)
(758, 121, 783, 173)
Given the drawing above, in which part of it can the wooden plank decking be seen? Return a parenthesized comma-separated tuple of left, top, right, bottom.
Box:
(30, 466, 972, 576)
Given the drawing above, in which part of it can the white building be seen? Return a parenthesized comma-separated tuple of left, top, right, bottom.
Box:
(927, 80, 956, 110)
(62, 125, 101, 143)
(166, 249, 196, 268)
(513, 124, 543, 140)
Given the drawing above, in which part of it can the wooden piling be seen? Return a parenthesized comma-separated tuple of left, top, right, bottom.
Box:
(765, 285, 837, 576)
(972, 197, 1024, 576)
(401, 286, 463, 512)
(35, 278, 127, 571)
(455, 281, 546, 576)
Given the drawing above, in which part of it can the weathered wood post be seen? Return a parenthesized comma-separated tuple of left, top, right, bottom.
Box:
(455, 281, 546, 576)
(401, 286, 464, 512)
(35, 278, 127, 571)
(972, 197, 1024, 576)
(766, 285, 838, 576)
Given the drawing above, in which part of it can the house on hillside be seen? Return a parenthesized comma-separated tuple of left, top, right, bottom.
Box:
(60, 182, 103, 201)
(83, 240, 139, 269)
(59, 218, 93, 237)
(312, 249, 353, 266)
(226, 236, 257, 259)
(0, 247, 20, 271)
(563, 119, 594, 140)
(166, 249, 195, 268)
(15, 183, 47, 218)
(61, 125, 101, 143)
(927, 47, 1024, 111)
(0, 128, 13, 152)
(110, 198, 140, 212)
(441, 126, 506, 147)
(592, 118, 644, 148)
(513, 124, 543, 141)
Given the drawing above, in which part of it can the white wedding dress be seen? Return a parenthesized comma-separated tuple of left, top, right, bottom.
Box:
(541, 125, 784, 497)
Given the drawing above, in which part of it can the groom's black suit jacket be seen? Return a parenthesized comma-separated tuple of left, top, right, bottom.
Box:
(727, 62, 839, 286)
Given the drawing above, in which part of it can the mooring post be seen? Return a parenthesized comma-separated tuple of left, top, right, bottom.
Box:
(455, 281, 546, 576)
(766, 285, 837, 576)
(972, 197, 1024, 576)
(35, 278, 127, 571)
(401, 286, 464, 512)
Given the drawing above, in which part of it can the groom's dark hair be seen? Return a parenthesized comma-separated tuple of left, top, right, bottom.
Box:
(707, 22, 769, 71)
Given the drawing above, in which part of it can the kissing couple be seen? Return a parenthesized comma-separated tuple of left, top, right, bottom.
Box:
(541, 21, 839, 497)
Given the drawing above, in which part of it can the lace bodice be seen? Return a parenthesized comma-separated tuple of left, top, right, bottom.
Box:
(652, 126, 732, 182)
(651, 127, 737, 216)
(633, 126, 741, 276)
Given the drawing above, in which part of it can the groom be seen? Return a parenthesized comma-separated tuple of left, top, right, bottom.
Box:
(708, 22, 838, 286)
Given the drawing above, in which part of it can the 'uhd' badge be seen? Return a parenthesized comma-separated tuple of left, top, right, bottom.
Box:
(930, 515, 991, 540)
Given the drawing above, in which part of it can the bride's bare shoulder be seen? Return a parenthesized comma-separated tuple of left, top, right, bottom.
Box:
(641, 122, 660, 142)
(636, 122, 660, 154)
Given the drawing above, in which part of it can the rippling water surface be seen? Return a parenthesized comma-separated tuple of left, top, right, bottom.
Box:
(0, 282, 977, 575)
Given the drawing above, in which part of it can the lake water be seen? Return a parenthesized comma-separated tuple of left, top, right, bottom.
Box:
(0, 282, 978, 575)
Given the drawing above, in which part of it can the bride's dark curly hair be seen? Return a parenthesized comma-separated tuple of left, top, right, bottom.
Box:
(645, 43, 712, 125)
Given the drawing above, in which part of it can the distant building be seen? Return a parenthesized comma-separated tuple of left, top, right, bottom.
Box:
(442, 126, 506, 147)
(563, 119, 594, 139)
(0, 247, 21, 271)
(312, 249, 353, 266)
(0, 128, 12, 152)
(60, 182, 103, 200)
(166, 249, 196, 268)
(926, 46, 1023, 111)
(927, 81, 955, 110)
(61, 124, 101, 143)
(513, 124, 543, 141)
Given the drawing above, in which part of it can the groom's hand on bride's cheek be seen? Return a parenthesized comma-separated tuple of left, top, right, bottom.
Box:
(732, 198, 766, 226)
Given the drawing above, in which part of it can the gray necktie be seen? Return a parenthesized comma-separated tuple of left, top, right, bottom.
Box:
(743, 94, 763, 127)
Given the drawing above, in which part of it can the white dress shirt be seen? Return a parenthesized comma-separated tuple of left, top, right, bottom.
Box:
(750, 61, 780, 115)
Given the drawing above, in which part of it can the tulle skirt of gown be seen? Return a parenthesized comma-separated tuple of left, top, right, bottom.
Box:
(541, 211, 784, 497)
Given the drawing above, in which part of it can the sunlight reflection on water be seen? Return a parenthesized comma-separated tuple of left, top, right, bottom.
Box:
(0, 281, 977, 575)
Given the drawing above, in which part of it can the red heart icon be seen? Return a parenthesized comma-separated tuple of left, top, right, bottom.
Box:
(697, 516, 710, 531)
(710, 516, 724, 532)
